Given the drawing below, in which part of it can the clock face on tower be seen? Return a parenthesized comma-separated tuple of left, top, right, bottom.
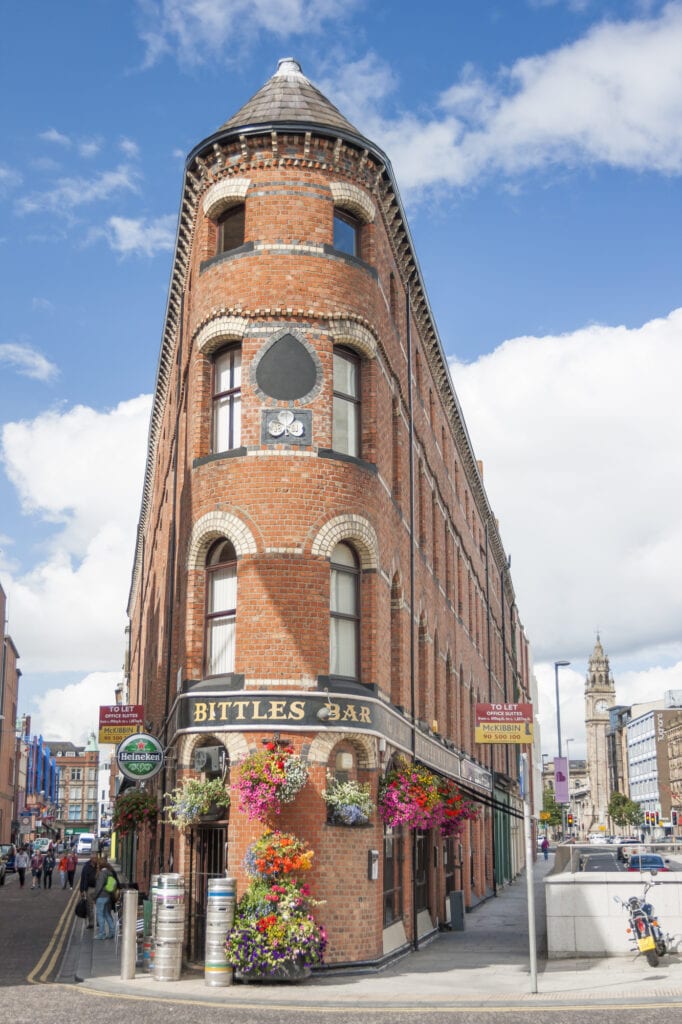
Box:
(595, 699, 608, 712)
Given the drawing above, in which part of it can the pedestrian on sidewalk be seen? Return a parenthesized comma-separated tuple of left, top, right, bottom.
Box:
(66, 849, 78, 889)
(541, 836, 550, 861)
(58, 852, 69, 889)
(15, 846, 29, 888)
(30, 850, 43, 890)
(94, 856, 116, 940)
(80, 851, 100, 927)
(42, 849, 55, 888)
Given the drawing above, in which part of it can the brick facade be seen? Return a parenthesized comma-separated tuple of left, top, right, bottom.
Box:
(126, 59, 531, 968)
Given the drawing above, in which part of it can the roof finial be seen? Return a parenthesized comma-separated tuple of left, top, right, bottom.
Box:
(276, 57, 303, 77)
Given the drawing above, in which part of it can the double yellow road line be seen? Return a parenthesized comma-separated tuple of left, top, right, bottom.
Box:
(27, 885, 80, 984)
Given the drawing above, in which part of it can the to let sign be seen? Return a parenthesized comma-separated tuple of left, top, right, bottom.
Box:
(475, 703, 534, 744)
(99, 704, 144, 744)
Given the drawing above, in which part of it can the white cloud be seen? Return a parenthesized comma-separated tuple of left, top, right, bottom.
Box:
(136, 0, 360, 66)
(0, 342, 59, 382)
(0, 395, 151, 671)
(535, 658, 682, 761)
(39, 128, 71, 147)
(31, 672, 122, 745)
(0, 163, 22, 193)
(450, 307, 682, 667)
(16, 164, 140, 215)
(120, 137, 140, 158)
(106, 214, 177, 256)
(79, 138, 103, 159)
(329, 4, 682, 192)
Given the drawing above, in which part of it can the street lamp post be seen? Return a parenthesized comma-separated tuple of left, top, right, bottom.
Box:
(554, 660, 570, 758)
(565, 738, 574, 836)
(554, 661, 570, 839)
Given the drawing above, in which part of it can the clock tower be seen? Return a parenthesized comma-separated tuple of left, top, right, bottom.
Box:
(585, 635, 616, 832)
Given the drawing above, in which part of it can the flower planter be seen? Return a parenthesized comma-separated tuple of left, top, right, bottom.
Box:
(329, 805, 370, 827)
(237, 960, 311, 983)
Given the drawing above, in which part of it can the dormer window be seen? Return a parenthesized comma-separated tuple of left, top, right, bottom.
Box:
(217, 204, 245, 255)
(333, 210, 359, 257)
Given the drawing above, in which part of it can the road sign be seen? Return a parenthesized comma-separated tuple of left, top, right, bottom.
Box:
(99, 704, 144, 744)
(475, 703, 533, 743)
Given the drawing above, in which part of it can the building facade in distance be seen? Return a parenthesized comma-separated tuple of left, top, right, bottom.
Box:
(126, 59, 532, 967)
(49, 735, 100, 844)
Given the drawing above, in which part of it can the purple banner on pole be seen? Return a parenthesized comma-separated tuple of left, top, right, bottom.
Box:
(554, 757, 569, 803)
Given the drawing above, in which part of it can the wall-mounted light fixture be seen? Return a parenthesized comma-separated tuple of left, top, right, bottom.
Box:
(316, 687, 334, 722)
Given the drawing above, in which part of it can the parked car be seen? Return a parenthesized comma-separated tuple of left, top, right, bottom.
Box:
(628, 853, 670, 873)
(579, 852, 624, 872)
(0, 858, 5, 885)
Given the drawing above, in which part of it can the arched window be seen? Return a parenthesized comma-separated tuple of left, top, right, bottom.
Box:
(332, 346, 360, 457)
(212, 345, 242, 452)
(216, 204, 245, 254)
(205, 539, 237, 676)
(330, 541, 360, 678)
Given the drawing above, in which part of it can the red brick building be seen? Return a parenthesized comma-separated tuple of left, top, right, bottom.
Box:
(0, 582, 21, 845)
(126, 58, 532, 967)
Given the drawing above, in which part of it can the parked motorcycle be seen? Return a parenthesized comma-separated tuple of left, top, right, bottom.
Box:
(614, 880, 669, 967)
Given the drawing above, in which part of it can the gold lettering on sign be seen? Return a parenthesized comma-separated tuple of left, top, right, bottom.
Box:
(193, 702, 208, 723)
(289, 700, 305, 720)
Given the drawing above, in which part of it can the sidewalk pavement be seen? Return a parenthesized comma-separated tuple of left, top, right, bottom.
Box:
(60, 855, 682, 1008)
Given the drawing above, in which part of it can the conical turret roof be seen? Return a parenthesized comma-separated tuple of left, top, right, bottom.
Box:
(219, 58, 360, 136)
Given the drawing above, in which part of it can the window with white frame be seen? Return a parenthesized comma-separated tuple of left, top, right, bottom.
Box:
(332, 347, 360, 457)
(330, 541, 360, 678)
(212, 345, 242, 452)
(205, 539, 237, 676)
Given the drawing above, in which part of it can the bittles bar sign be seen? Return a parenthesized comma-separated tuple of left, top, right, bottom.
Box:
(475, 703, 534, 744)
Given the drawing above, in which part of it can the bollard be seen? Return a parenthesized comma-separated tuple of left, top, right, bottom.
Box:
(120, 889, 138, 980)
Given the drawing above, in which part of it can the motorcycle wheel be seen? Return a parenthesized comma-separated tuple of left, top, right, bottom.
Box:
(655, 941, 667, 958)
(645, 949, 660, 967)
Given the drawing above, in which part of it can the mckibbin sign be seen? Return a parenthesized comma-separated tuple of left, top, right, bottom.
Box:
(174, 691, 493, 793)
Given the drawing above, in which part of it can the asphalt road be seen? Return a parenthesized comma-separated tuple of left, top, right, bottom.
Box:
(0, 985, 676, 1024)
(0, 860, 81, 985)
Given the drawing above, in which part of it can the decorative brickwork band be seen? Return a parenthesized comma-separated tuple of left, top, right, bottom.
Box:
(329, 182, 376, 224)
(177, 731, 248, 769)
(202, 177, 251, 220)
(195, 315, 249, 356)
(187, 510, 258, 568)
(311, 515, 379, 570)
(328, 320, 377, 360)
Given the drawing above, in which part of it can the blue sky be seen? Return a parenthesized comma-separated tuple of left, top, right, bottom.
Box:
(1, 0, 681, 756)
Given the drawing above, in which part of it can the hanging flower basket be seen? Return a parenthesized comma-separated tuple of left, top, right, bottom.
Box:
(112, 789, 159, 838)
(235, 743, 309, 822)
(226, 831, 326, 980)
(378, 756, 442, 830)
(323, 773, 374, 826)
(437, 778, 481, 838)
(164, 776, 230, 831)
(244, 830, 314, 879)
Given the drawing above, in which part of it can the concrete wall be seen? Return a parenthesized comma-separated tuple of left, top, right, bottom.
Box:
(546, 873, 682, 958)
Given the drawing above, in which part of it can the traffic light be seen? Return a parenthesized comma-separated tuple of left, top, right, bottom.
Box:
(655, 810, 660, 825)
(567, 813, 574, 827)
(672, 809, 678, 827)
(644, 811, 651, 825)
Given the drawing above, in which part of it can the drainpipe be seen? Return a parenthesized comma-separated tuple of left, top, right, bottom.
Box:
(406, 283, 419, 953)
(158, 296, 184, 873)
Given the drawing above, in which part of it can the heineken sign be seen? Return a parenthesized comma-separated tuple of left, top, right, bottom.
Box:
(116, 732, 164, 782)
